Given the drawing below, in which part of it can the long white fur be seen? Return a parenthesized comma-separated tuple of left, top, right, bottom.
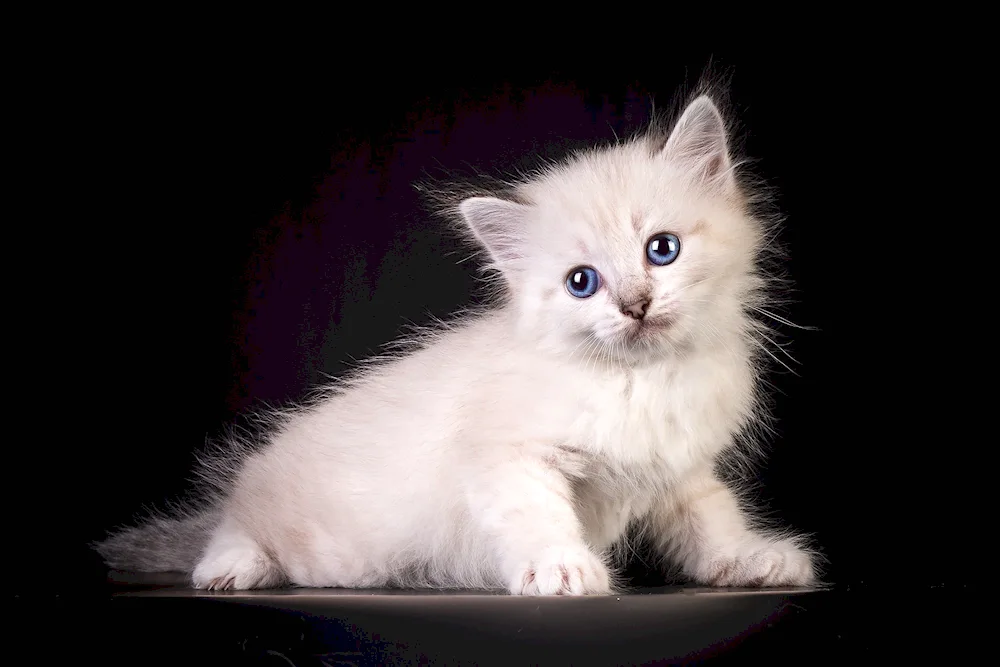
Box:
(97, 92, 817, 594)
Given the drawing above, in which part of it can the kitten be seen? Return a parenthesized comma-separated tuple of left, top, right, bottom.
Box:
(97, 92, 817, 594)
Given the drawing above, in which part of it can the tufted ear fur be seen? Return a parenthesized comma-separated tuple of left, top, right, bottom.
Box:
(661, 95, 735, 192)
(458, 196, 531, 268)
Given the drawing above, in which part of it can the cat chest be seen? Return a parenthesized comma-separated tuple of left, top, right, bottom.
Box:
(571, 360, 751, 477)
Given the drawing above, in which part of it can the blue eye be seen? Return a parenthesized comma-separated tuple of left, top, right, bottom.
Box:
(646, 233, 681, 266)
(566, 266, 600, 298)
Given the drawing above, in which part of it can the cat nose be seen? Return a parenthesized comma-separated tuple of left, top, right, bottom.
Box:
(620, 299, 650, 320)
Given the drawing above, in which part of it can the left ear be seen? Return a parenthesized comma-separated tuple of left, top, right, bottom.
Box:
(660, 95, 735, 192)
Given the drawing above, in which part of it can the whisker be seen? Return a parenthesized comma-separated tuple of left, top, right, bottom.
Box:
(748, 337, 800, 376)
(750, 306, 818, 331)
(672, 277, 713, 297)
(568, 332, 598, 360)
(752, 329, 801, 366)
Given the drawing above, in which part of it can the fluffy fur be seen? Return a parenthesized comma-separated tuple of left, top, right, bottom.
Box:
(97, 91, 818, 594)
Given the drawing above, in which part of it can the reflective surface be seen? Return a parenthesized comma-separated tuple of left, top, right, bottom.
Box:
(92, 571, 821, 664)
(15, 572, 973, 664)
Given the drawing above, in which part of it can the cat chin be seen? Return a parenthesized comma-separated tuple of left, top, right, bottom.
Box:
(588, 331, 678, 365)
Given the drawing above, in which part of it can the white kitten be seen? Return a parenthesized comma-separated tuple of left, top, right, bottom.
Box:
(97, 93, 817, 594)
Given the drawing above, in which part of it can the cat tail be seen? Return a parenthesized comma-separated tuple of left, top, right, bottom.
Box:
(93, 507, 220, 573)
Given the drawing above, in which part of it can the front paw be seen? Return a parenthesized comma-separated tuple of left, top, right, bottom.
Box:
(509, 545, 612, 596)
(688, 538, 816, 587)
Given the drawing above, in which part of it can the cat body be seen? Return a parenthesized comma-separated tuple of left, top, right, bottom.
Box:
(98, 93, 817, 594)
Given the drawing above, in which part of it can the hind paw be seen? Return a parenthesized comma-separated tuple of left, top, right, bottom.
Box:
(688, 537, 816, 587)
(192, 546, 283, 591)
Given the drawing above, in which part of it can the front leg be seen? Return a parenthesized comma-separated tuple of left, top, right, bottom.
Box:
(466, 443, 612, 596)
(651, 467, 817, 587)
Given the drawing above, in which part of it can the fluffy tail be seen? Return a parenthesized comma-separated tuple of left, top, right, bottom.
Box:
(94, 509, 220, 573)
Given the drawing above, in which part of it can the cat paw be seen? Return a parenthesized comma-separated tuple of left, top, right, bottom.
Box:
(192, 546, 283, 591)
(509, 545, 611, 596)
(690, 538, 816, 587)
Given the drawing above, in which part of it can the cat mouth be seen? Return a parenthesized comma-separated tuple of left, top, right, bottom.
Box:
(622, 316, 673, 343)
(642, 314, 674, 328)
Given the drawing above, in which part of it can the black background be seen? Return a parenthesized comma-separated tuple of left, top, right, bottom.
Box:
(16, 39, 974, 611)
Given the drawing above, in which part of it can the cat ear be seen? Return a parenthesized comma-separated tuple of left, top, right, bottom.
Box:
(660, 95, 734, 191)
(458, 197, 530, 266)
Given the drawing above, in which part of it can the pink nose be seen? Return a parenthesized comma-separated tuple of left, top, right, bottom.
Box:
(621, 300, 649, 320)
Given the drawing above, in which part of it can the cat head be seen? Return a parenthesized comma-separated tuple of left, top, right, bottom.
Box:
(458, 95, 770, 364)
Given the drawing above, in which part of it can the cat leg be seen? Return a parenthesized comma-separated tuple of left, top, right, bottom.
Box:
(651, 467, 816, 587)
(191, 516, 284, 590)
(467, 446, 611, 596)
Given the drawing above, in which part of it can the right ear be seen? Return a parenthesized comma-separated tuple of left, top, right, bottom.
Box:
(660, 95, 736, 193)
(458, 197, 531, 267)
